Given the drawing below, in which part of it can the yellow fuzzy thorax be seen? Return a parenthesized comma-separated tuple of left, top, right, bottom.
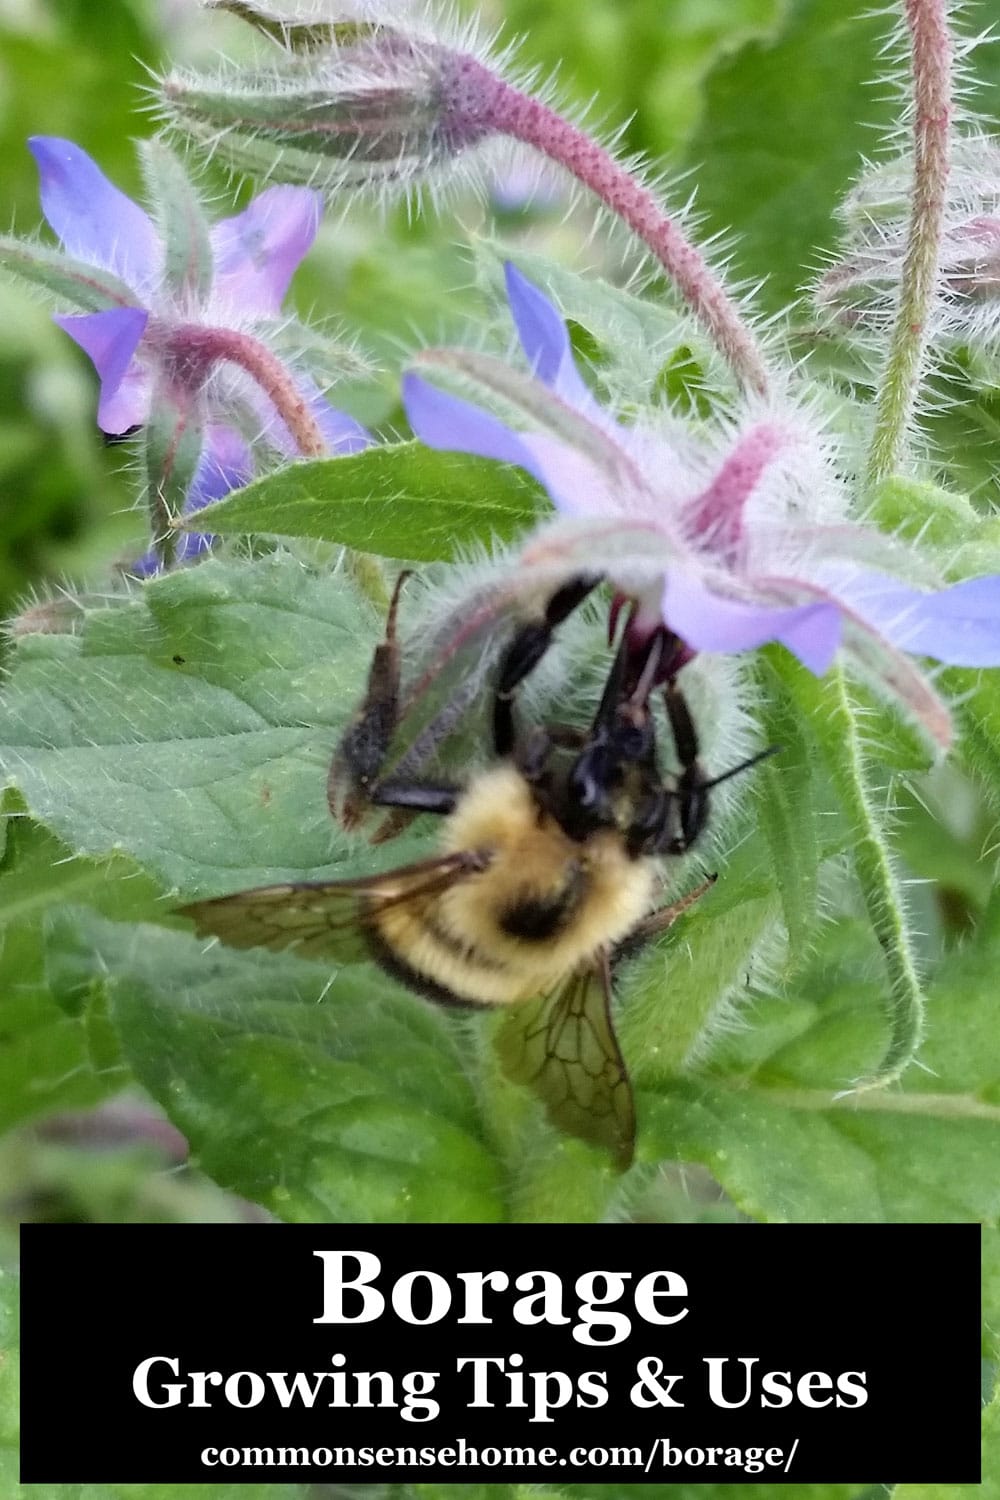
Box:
(371, 764, 656, 1006)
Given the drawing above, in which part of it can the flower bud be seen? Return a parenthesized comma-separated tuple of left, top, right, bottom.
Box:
(817, 134, 1000, 340)
(159, 11, 505, 194)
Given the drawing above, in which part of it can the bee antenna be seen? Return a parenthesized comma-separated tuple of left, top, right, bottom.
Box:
(702, 743, 783, 791)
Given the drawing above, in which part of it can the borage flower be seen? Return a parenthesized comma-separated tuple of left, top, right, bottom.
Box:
(403, 264, 1000, 748)
(19, 136, 369, 567)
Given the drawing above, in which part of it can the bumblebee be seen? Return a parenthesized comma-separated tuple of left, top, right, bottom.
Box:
(182, 573, 774, 1168)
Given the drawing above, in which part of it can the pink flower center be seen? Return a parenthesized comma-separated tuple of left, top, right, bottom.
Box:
(682, 423, 786, 563)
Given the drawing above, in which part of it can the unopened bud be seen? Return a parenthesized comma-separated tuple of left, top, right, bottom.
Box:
(818, 133, 1000, 337)
(159, 22, 505, 194)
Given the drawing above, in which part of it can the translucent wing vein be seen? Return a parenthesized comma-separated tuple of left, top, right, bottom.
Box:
(496, 951, 635, 1169)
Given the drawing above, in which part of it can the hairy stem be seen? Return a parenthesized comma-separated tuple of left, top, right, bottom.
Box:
(820, 666, 925, 1086)
(167, 324, 328, 458)
(866, 0, 953, 485)
(458, 62, 769, 395)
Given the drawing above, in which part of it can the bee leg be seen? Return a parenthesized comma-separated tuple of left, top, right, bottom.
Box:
(330, 570, 413, 827)
(656, 679, 782, 854)
(494, 573, 602, 756)
(613, 874, 717, 967)
(366, 778, 460, 815)
(655, 679, 710, 854)
(636, 872, 717, 937)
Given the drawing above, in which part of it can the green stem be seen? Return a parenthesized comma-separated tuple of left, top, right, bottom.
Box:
(753, 1087, 1000, 1124)
(820, 666, 925, 1087)
(866, 0, 952, 485)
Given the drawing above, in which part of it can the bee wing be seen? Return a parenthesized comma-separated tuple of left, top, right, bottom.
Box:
(496, 951, 635, 1171)
(179, 851, 486, 963)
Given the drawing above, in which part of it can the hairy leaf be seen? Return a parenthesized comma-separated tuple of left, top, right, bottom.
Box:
(687, 0, 896, 313)
(52, 910, 504, 1224)
(0, 555, 391, 895)
(192, 444, 542, 559)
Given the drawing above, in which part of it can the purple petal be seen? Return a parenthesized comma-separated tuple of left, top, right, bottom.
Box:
(176, 530, 216, 563)
(504, 262, 594, 409)
(211, 187, 321, 315)
(258, 374, 370, 457)
(834, 571, 1000, 667)
(403, 371, 544, 476)
(663, 569, 843, 674)
(310, 393, 371, 455)
(130, 551, 159, 578)
(405, 371, 628, 516)
(29, 137, 160, 295)
(54, 307, 149, 433)
(187, 424, 253, 511)
(100, 365, 152, 436)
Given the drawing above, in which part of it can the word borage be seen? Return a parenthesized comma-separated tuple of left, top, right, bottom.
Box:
(19, 1225, 981, 1483)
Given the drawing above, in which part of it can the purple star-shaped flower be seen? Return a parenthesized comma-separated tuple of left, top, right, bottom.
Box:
(29, 137, 369, 563)
(403, 263, 1000, 745)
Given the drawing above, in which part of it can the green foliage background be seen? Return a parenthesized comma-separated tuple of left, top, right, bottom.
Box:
(1, 0, 999, 1493)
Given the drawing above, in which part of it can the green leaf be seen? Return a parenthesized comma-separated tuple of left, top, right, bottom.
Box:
(0, 554, 390, 894)
(0, 815, 158, 1132)
(869, 475, 1000, 583)
(686, 0, 897, 313)
(620, 864, 783, 1082)
(947, 669, 1000, 812)
(922, 355, 1000, 515)
(192, 445, 543, 559)
(871, 476, 984, 549)
(642, 893, 1000, 1223)
(54, 910, 504, 1224)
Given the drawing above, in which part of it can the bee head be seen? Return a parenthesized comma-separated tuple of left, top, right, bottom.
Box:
(549, 631, 666, 843)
